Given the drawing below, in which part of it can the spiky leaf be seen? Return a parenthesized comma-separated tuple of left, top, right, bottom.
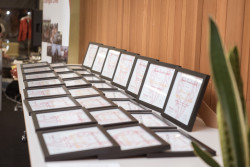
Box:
(209, 18, 249, 167)
(192, 142, 220, 167)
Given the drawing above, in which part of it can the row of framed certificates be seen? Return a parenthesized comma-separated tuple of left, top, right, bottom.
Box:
(20, 42, 215, 161)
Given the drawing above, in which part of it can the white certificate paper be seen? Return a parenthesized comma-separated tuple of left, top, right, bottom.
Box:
(50, 63, 65, 67)
(28, 97, 76, 111)
(25, 72, 56, 80)
(27, 79, 61, 87)
(37, 109, 91, 128)
(27, 87, 66, 98)
(54, 68, 70, 73)
(113, 101, 144, 110)
(58, 73, 79, 79)
(92, 47, 109, 72)
(104, 91, 128, 99)
(90, 108, 131, 125)
(23, 62, 48, 68)
(156, 132, 192, 151)
(76, 96, 111, 109)
(83, 44, 99, 67)
(24, 67, 51, 73)
(101, 50, 120, 79)
(164, 72, 203, 125)
(139, 64, 175, 109)
(107, 126, 161, 150)
(92, 83, 113, 89)
(113, 54, 135, 87)
(127, 59, 148, 95)
(69, 87, 99, 97)
(43, 127, 112, 155)
(84, 76, 101, 81)
(76, 70, 91, 75)
(131, 114, 168, 127)
(64, 79, 88, 87)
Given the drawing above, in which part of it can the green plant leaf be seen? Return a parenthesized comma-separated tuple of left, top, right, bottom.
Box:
(192, 142, 221, 167)
(209, 17, 249, 167)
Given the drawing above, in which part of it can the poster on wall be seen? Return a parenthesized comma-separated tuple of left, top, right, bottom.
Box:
(42, 0, 70, 63)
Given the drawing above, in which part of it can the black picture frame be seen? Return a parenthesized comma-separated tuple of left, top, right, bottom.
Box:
(125, 56, 156, 98)
(68, 86, 103, 98)
(37, 124, 120, 161)
(50, 62, 66, 68)
(112, 99, 152, 112)
(90, 45, 114, 74)
(161, 68, 210, 132)
(21, 62, 49, 69)
(58, 72, 82, 80)
(130, 112, 176, 129)
(75, 70, 94, 76)
(23, 71, 58, 81)
(24, 95, 82, 115)
(82, 42, 102, 69)
(111, 51, 138, 90)
(63, 78, 92, 88)
(24, 78, 65, 89)
(100, 48, 123, 81)
(92, 82, 118, 91)
(31, 107, 97, 131)
(53, 67, 73, 73)
(22, 66, 53, 74)
(99, 124, 170, 159)
(23, 85, 70, 99)
(83, 75, 105, 83)
(137, 61, 179, 113)
(89, 107, 138, 127)
(75, 94, 117, 111)
(147, 129, 216, 157)
(102, 90, 134, 100)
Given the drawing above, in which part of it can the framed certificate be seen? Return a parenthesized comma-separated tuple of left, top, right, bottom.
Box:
(147, 129, 216, 157)
(23, 85, 70, 99)
(24, 78, 65, 89)
(91, 45, 112, 74)
(82, 42, 102, 69)
(58, 72, 82, 80)
(89, 107, 138, 127)
(23, 72, 58, 81)
(126, 56, 156, 97)
(21, 62, 49, 69)
(67, 65, 86, 70)
(138, 62, 178, 112)
(162, 68, 210, 132)
(131, 112, 176, 129)
(75, 95, 117, 111)
(37, 124, 120, 161)
(92, 82, 117, 91)
(75, 70, 94, 76)
(112, 51, 137, 90)
(100, 48, 123, 81)
(22, 66, 53, 74)
(99, 124, 170, 159)
(24, 95, 81, 115)
(50, 62, 66, 68)
(68, 86, 102, 98)
(64, 78, 91, 88)
(103, 90, 133, 100)
(54, 67, 73, 73)
(32, 107, 97, 131)
(112, 100, 151, 112)
(83, 76, 104, 83)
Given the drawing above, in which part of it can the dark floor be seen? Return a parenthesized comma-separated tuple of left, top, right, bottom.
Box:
(0, 92, 30, 167)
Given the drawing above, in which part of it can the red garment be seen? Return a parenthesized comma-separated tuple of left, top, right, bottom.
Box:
(18, 17, 32, 41)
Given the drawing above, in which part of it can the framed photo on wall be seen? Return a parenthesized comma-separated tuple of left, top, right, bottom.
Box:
(161, 68, 210, 132)
(82, 42, 102, 69)
(99, 124, 170, 159)
(125, 56, 156, 98)
(137, 61, 178, 112)
(24, 78, 65, 89)
(23, 85, 70, 99)
(91, 45, 113, 74)
(21, 62, 49, 69)
(100, 48, 123, 81)
(23, 71, 58, 81)
(31, 107, 97, 131)
(147, 129, 216, 157)
(111, 51, 138, 90)
(37, 124, 120, 161)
